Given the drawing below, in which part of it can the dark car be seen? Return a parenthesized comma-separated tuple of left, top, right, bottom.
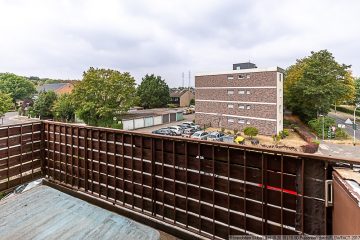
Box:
(250, 139, 259, 145)
(152, 128, 177, 136)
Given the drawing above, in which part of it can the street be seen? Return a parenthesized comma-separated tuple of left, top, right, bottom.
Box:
(0, 112, 39, 126)
(328, 111, 360, 140)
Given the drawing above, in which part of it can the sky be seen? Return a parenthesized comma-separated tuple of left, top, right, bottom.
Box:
(0, 0, 359, 87)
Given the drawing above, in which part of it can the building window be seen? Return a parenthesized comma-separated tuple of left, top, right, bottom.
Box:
(279, 73, 282, 82)
(238, 119, 245, 124)
(246, 120, 251, 125)
(239, 105, 245, 109)
(227, 75, 234, 80)
(228, 104, 234, 109)
(246, 105, 251, 110)
(246, 74, 250, 79)
(238, 74, 250, 79)
(228, 118, 234, 123)
(227, 90, 234, 95)
(238, 90, 245, 94)
(246, 90, 251, 94)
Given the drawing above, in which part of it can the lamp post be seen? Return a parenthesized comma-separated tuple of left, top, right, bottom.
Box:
(354, 104, 360, 146)
(319, 114, 325, 140)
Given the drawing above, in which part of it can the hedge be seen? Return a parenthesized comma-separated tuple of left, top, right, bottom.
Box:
(333, 105, 360, 117)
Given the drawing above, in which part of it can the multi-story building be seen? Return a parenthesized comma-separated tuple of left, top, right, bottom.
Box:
(195, 64, 284, 135)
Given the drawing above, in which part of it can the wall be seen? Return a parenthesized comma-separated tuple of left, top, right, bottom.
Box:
(332, 172, 360, 234)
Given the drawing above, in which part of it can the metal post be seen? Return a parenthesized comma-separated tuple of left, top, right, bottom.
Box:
(322, 115, 325, 141)
(354, 105, 358, 146)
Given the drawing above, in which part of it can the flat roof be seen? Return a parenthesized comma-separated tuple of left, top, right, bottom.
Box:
(195, 66, 284, 76)
(0, 185, 160, 240)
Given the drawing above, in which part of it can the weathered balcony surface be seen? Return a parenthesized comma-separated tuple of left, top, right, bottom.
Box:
(0, 184, 160, 240)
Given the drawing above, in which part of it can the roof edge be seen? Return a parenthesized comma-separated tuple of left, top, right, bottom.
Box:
(195, 66, 284, 77)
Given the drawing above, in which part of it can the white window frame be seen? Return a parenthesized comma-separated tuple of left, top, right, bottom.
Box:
(239, 105, 245, 109)
(227, 90, 234, 95)
(238, 119, 245, 124)
(228, 118, 234, 123)
(246, 90, 251, 95)
(246, 120, 251, 125)
(238, 90, 245, 95)
(227, 75, 234, 80)
(228, 104, 234, 109)
(246, 105, 251, 110)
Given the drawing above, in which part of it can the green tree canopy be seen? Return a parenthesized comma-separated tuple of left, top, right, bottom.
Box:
(355, 78, 360, 104)
(32, 91, 57, 119)
(285, 50, 353, 121)
(72, 67, 137, 126)
(0, 73, 36, 101)
(0, 92, 13, 117)
(243, 126, 259, 139)
(52, 93, 75, 122)
(137, 74, 170, 108)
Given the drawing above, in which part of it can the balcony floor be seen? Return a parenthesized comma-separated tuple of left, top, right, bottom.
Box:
(0, 184, 160, 240)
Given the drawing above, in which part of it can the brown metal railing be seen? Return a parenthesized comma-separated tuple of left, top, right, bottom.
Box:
(2, 121, 359, 238)
(41, 121, 358, 239)
(0, 122, 43, 192)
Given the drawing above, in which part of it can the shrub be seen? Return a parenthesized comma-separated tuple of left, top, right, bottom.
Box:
(233, 129, 239, 135)
(244, 127, 259, 139)
(220, 127, 225, 133)
(283, 119, 292, 127)
(272, 134, 281, 144)
(335, 128, 349, 140)
(226, 130, 232, 135)
(308, 117, 336, 137)
(279, 130, 289, 139)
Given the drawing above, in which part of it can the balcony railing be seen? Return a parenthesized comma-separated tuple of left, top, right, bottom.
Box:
(1, 121, 359, 239)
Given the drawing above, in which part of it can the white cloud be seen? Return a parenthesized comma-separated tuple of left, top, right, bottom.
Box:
(0, 0, 359, 86)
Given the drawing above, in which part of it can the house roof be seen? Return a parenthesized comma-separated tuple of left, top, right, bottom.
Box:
(36, 83, 71, 93)
(170, 89, 189, 98)
(0, 184, 160, 240)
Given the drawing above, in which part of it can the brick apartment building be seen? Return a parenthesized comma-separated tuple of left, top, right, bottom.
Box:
(195, 64, 284, 135)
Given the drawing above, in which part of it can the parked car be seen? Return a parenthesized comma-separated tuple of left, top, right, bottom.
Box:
(182, 128, 197, 138)
(190, 131, 209, 140)
(182, 121, 195, 127)
(167, 126, 183, 135)
(250, 139, 259, 145)
(207, 132, 225, 142)
(222, 135, 235, 143)
(152, 128, 177, 136)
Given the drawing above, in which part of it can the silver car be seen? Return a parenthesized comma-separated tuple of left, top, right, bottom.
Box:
(190, 131, 209, 140)
(207, 132, 225, 142)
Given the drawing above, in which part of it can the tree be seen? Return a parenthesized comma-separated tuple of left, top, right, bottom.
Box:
(0, 92, 13, 122)
(72, 67, 137, 126)
(137, 74, 170, 108)
(190, 98, 195, 105)
(0, 73, 36, 102)
(32, 91, 57, 119)
(285, 50, 352, 121)
(52, 94, 75, 122)
(243, 127, 259, 139)
(355, 78, 360, 104)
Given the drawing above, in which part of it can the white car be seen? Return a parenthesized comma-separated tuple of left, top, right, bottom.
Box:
(168, 126, 183, 135)
(190, 131, 209, 140)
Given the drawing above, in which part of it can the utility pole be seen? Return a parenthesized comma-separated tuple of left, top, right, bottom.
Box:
(182, 72, 184, 88)
(354, 104, 359, 145)
(188, 71, 191, 89)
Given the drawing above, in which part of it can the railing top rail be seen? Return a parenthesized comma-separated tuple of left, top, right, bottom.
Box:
(42, 120, 360, 165)
(0, 121, 41, 129)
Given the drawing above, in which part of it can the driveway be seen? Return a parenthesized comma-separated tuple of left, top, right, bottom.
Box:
(133, 114, 195, 133)
(328, 111, 360, 140)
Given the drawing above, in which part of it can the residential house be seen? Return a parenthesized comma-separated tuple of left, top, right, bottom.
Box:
(170, 89, 195, 107)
